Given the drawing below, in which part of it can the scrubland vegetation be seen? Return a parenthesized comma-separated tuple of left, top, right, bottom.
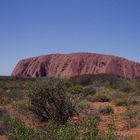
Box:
(0, 74, 140, 140)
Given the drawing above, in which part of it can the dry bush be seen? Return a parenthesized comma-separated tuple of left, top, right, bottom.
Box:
(29, 78, 76, 124)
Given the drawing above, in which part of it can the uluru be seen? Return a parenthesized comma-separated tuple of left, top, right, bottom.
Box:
(12, 52, 140, 79)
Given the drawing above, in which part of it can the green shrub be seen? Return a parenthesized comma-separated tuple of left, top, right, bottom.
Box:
(82, 115, 129, 140)
(98, 106, 114, 115)
(76, 100, 90, 114)
(3, 115, 35, 140)
(82, 115, 100, 140)
(34, 115, 100, 140)
(68, 85, 83, 95)
(70, 74, 118, 87)
(114, 98, 128, 106)
(16, 99, 30, 112)
(6, 89, 25, 101)
(0, 97, 11, 105)
(0, 108, 7, 121)
(88, 94, 111, 102)
(111, 80, 124, 89)
(111, 81, 132, 93)
(29, 78, 75, 124)
(97, 116, 117, 140)
(70, 74, 94, 86)
(35, 114, 131, 140)
(0, 108, 8, 135)
(81, 85, 96, 97)
(128, 97, 140, 105)
(125, 108, 140, 119)
(120, 83, 131, 93)
(133, 80, 140, 91)
(42, 122, 79, 140)
(124, 108, 140, 129)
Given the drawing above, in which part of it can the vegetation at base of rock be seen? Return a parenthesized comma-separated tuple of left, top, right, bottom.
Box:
(70, 74, 118, 87)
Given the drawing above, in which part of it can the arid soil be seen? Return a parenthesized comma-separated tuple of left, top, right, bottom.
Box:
(1, 101, 140, 140)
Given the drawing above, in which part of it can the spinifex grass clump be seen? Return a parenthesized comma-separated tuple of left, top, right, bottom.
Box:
(3, 115, 35, 140)
(115, 98, 128, 106)
(68, 85, 83, 95)
(124, 108, 140, 129)
(81, 85, 96, 97)
(29, 78, 75, 124)
(41, 122, 79, 140)
(98, 106, 114, 115)
(88, 94, 111, 102)
(82, 115, 100, 140)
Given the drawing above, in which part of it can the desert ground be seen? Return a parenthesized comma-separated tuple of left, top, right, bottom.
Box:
(0, 74, 140, 140)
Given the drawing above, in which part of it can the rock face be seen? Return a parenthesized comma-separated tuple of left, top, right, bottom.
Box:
(12, 52, 140, 79)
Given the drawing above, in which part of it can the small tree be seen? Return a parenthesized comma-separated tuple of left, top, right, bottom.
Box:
(29, 78, 75, 124)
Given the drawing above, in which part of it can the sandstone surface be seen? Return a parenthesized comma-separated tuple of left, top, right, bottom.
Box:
(12, 53, 140, 79)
